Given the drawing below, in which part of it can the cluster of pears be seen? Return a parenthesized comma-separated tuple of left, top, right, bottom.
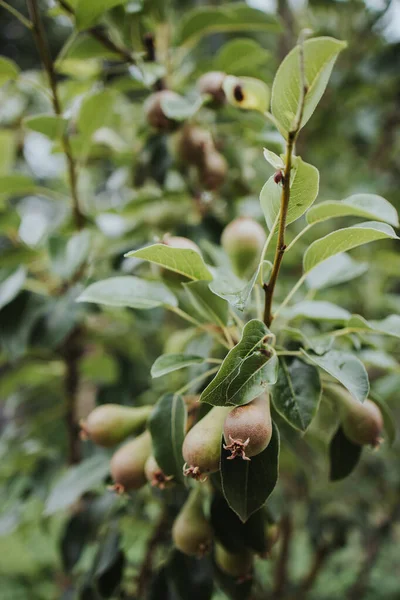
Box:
(143, 71, 228, 190)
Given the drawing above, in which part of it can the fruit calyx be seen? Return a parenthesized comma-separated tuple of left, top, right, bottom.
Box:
(223, 435, 251, 461)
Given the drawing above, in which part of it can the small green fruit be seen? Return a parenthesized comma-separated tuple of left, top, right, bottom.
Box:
(144, 90, 180, 131)
(223, 393, 272, 460)
(183, 406, 231, 480)
(221, 217, 266, 277)
(200, 150, 227, 190)
(197, 71, 226, 107)
(110, 430, 152, 493)
(172, 488, 213, 556)
(326, 385, 384, 447)
(214, 543, 253, 579)
(81, 404, 152, 448)
(144, 455, 174, 489)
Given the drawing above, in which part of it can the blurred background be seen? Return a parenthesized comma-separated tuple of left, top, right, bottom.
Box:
(0, 1, 399, 599)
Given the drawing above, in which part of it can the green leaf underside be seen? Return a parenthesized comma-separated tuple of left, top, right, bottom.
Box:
(125, 245, 213, 281)
(176, 3, 280, 48)
(306, 194, 399, 227)
(306, 253, 368, 290)
(160, 93, 205, 121)
(261, 157, 319, 231)
(75, 0, 129, 30)
(76, 276, 178, 309)
(271, 37, 347, 136)
(183, 281, 228, 326)
(149, 393, 186, 482)
(347, 314, 400, 340)
(0, 267, 26, 311)
(272, 358, 321, 431)
(45, 454, 110, 515)
(221, 422, 280, 522)
(329, 425, 362, 481)
(209, 266, 259, 312)
(302, 349, 369, 404)
(303, 221, 398, 273)
(200, 319, 278, 406)
(151, 354, 205, 378)
(283, 300, 351, 322)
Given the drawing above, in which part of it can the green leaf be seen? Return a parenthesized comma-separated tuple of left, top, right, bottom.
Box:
(263, 148, 284, 170)
(151, 354, 206, 378)
(306, 253, 368, 290)
(24, 114, 67, 141)
(149, 393, 187, 482)
(369, 393, 396, 446)
(63, 33, 120, 60)
(271, 37, 346, 136)
(260, 157, 319, 230)
(0, 174, 36, 198)
(49, 230, 91, 281)
(183, 281, 228, 326)
(0, 267, 26, 311)
(45, 454, 110, 514)
(283, 300, 351, 322)
(0, 57, 19, 87)
(77, 89, 115, 150)
(160, 92, 205, 121)
(221, 422, 279, 522)
(209, 266, 259, 312)
(215, 38, 270, 75)
(271, 358, 321, 431)
(303, 221, 399, 273)
(306, 194, 399, 227)
(200, 319, 278, 407)
(125, 244, 213, 282)
(329, 425, 362, 481)
(346, 314, 400, 340)
(75, 0, 129, 30)
(223, 76, 269, 113)
(76, 276, 178, 309)
(302, 349, 369, 403)
(176, 3, 280, 49)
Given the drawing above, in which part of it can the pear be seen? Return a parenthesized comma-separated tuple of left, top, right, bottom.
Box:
(144, 455, 174, 490)
(172, 487, 213, 556)
(183, 406, 231, 480)
(223, 393, 272, 460)
(197, 71, 226, 107)
(200, 150, 227, 190)
(110, 430, 152, 493)
(177, 124, 214, 165)
(81, 404, 153, 447)
(221, 217, 266, 278)
(325, 384, 383, 447)
(214, 543, 253, 579)
(143, 90, 180, 131)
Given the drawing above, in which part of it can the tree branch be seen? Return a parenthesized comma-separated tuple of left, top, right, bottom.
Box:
(0, 0, 33, 29)
(27, 0, 85, 229)
(263, 39, 308, 327)
(272, 513, 293, 598)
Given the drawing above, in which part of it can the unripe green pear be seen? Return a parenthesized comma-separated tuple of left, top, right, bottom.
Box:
(80, 404, 152, 447)
(223, 393, 272, 460)
(214, 543, 253, 579)
(183, 406, 231, 480)
(200, 150, 227, 190)
(144, 90, 180, 131)
(197, 71, 226, 107)
(177, 125, 214, 165)
(144, 455, 174, 489)
(172, 488, 213, 556)
(110, 430, 152, 493)
(325, 385, 384, 447)
(221, 217, 266, 277)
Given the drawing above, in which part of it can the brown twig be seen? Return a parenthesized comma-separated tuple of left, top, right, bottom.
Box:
(272, 513, 293, 598)
(263, 38, 308, 327)
(58, 0, 135, 64)
(299, 545, 331, 596)
(27, 0, 85, 229)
